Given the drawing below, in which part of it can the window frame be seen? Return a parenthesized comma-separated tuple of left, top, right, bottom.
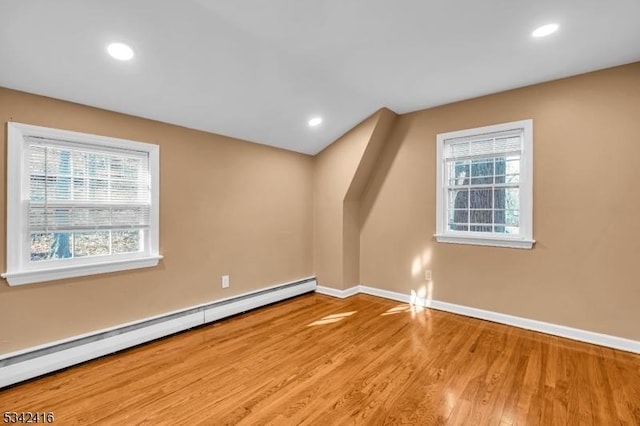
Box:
(2, 122, 162, 286)
(434, 119, 534, 249)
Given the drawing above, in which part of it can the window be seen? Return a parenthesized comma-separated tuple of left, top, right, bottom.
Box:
(435, 119, 534, 249)
(2, 122, 161, 286)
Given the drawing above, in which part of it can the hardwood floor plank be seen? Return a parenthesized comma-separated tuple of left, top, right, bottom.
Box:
(1, 293, 639, 425)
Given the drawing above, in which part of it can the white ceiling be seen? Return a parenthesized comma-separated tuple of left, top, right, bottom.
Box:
(1, 1, 639, 155)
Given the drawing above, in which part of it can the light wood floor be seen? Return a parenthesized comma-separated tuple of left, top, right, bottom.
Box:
(1, 293, 639, 425)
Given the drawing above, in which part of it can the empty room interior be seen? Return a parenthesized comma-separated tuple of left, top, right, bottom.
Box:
(1, 1, 640, 424)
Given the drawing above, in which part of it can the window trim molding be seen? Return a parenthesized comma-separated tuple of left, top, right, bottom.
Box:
(434, 119, 534, 249)
(2, 255, 163, 286)
(433, 234, 535, 249)
(2, 122, 162, 286)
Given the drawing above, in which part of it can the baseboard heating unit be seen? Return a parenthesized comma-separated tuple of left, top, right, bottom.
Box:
(0, 277, 316, 388)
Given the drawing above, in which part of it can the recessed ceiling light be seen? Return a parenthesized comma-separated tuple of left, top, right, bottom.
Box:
(107, 42, 134, 61)
(308, 117, 323, 127)
(532, 23, 559, 38)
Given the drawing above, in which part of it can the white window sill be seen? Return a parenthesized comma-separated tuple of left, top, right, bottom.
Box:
(434, 234, 535, 249)
(1, 255, 163, 286)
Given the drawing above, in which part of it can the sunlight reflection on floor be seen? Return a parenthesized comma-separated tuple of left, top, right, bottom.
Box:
(307, 311, 357, 326)
(380, 304, 426, 318)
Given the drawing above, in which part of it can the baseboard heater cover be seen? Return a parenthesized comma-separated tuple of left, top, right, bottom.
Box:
(0, 277, 316, 389)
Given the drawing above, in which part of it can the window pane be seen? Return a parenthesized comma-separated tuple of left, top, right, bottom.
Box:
(470, 159, 494, 185)
(74, 231, 110, 257)
(450, 189, 468, 208)
(45, 148, 72, 176)
(449, 206, 469, 230)
(72, 151, 87, 177)
(87, 154, 110, 179)
(110, 157, 126, 179)
(30, 146, 46, 174)
(112, 230, 141, 254)
(31, 232, 73, 261)
(470, 225, 493, 232)
(111, 157, 143, 180)
(449, 162, 470, 186)
(470, 209, 492, 224)
(29, 207, 75, 231)
(88, 178, 109, 201)
(49, 176, 72, 201)
(494, 188, 505, 210)
(505, 157, 520, 183)
(470, 189, 492, 209)
(73, 177, 87, 199)
(505, 209, 520, 226)
(505, 188, 520, 210)
(505, 225, 520, 234)
(470, 159, 494, 176)
(111, 208, 148, 227)
(30, 175, 46, 201)
(448, 190, 455, 210)
(111, 181, 140, 202)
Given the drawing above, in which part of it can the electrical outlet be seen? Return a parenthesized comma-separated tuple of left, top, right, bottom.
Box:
(221, 275, 230, 288)
(425, 270, 432, 281)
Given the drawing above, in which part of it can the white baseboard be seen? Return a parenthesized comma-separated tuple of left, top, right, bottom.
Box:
(423, 298, 640, 355)
(359, 285, 411, 303)
(315, 285, 359, 299)
(0, 277, 316, 388)
(319, 285, 640, 355)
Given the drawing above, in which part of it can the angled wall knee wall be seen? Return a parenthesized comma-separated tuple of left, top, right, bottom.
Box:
(313, 108, 398, 290)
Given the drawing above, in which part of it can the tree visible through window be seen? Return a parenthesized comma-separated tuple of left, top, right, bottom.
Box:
(449, 156, 520, 234)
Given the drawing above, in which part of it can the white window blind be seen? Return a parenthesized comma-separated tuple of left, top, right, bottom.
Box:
(444, 129, 523, 161)
(27, 136, 151, 233)
(3, 122, 161, 286)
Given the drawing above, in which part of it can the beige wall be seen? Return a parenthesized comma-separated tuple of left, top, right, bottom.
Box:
(313, 108, 397, 289)
(0, 87, 314, 354)
(313, 113, 377, 289)
(360, 62, 640, 341)
(3, 61, 639, 355)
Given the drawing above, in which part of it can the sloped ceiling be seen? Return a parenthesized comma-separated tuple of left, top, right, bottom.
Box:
(1, 0, 639, 154)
